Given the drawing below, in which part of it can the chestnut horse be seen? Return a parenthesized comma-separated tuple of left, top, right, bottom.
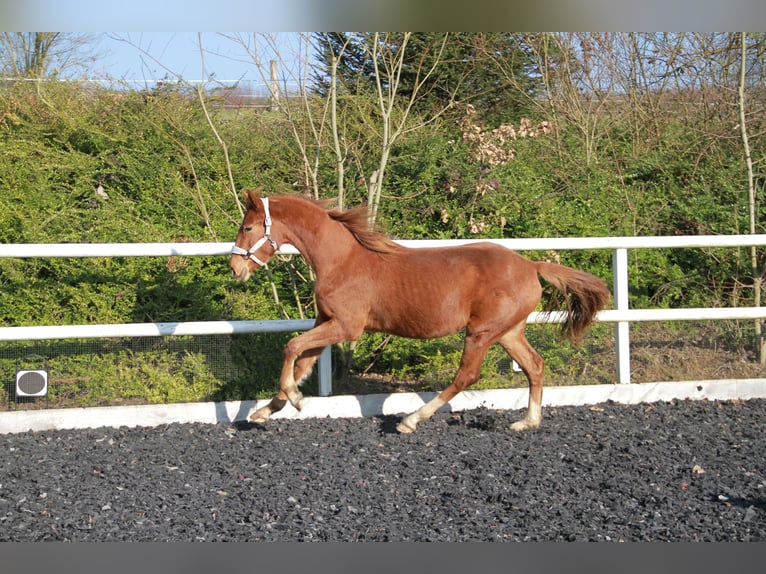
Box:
(230, 191, 610, 433)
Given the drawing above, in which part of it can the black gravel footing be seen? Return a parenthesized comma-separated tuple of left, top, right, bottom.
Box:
(1, 398, 765, 541)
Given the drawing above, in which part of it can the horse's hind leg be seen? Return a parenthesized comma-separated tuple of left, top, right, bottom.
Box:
(498, 324, 545, 431)
(248, 348, 324, 423)
(397, 332, 492, 433)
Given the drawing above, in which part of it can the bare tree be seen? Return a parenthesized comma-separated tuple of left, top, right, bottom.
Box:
(361, 32, 456, 225)
(195, 34, 241, 218)
(489, 33, 616, 169)
(737, 32, 764, 363)
(328, 38, 352, 210)
(222, 33, 332, 201)
(0, 32, 96, 78)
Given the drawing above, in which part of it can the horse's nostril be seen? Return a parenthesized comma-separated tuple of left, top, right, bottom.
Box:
(229, 262, 250, 282)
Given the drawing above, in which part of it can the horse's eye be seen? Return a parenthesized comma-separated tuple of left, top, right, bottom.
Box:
(244, 226, 253, 232)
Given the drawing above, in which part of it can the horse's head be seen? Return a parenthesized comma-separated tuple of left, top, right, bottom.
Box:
(229, 190, 278, 281)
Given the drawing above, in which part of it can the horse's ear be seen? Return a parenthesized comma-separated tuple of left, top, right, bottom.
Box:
(243, 189, 260, 210)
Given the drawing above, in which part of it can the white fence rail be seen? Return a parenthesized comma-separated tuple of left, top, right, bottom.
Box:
(3, 235, 766, 395)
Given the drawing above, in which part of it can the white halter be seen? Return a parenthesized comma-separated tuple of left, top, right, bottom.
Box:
(230, 196, 278, 267)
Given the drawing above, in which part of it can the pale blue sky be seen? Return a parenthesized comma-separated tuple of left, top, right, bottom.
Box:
(93, 33, 306, 86)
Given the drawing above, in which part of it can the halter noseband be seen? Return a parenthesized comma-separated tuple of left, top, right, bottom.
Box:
(231, 196, 279, 267)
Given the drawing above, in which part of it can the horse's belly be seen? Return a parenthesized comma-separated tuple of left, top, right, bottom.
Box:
(366, 294, 470, 339)
(366, 319, 464, 340)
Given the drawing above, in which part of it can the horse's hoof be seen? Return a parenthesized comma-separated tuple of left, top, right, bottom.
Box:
(509, 418, 540, 432)
(249, 409, 270, 424)
(396, 421, 416, 434)
(288, 392, 305, 411)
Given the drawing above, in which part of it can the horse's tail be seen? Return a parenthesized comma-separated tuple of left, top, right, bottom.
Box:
(536, 261, 611, 343)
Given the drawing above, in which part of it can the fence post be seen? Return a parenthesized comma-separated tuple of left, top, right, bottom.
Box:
(269, 60, 280, 112)
(613, 248, 631, 384)
(318, 346, 333, 396)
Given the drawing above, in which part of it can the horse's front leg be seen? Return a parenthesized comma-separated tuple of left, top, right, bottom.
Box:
(249, 390, 289, 424)
(279, 340, 311, 411)
(249, 319, 353, 423)
(249, 346, 321, 423)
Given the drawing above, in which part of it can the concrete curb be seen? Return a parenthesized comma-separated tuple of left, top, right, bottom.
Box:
(1, 379, 765, 435)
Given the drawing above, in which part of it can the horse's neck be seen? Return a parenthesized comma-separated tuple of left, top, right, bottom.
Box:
(276, 200, 358, 273)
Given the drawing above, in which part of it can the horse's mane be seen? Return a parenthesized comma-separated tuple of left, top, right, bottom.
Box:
(327, 205, 400, 254)
(254, 192, 400, 254)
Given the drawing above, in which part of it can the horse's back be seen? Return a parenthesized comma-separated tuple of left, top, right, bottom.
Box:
(398, 242, 538, 281)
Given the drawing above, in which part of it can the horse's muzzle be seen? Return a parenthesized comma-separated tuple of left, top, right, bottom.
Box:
(229, 257, 252, 282)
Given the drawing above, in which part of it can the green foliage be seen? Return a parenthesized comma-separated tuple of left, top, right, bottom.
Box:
(312, 33, 539, 125)
(1, 73, 763, 408)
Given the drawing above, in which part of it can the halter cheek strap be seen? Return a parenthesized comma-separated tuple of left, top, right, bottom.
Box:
(231, 196, 279, 267)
